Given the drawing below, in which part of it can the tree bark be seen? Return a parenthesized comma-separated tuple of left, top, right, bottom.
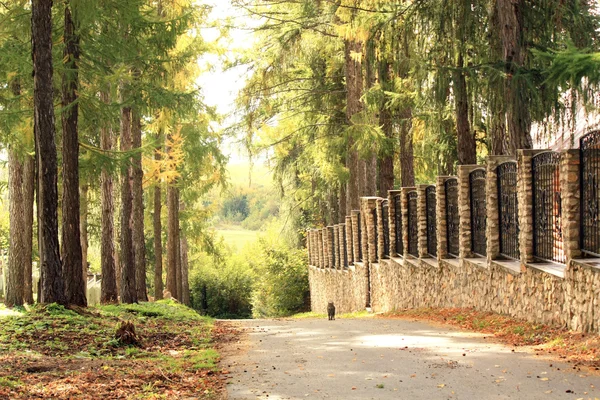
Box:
(80, 183, 88, 280)
(344, 39, 363, 211)
(131, 109, 147, 301)
(496, 0, 532, 154)
(166, 180, 179, 299)
(378, 61, 394, 196)
(100, 91, 118, 303)
(453, 54, 477, 166)
(23, 154, 35, 304)
(180, 233, 190, 306)
(119, 105, 137, 304)
(399, 108, 414, 187)
(153, 132, 164, 300)
(6, 149, 26, 307)
(61, 3, 86, 306)
(32, 0, 65, 305)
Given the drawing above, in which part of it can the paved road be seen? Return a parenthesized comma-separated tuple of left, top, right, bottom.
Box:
(220, 318, 599, 400)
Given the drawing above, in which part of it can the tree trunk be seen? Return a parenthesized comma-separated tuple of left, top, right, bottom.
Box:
(6, 149, 26, 307)
(32, 0, 65, 305)
(131, 109, 147, 301)
(80, 183, 88, 280)
(399, 108, 414, 187)
(378, 61, 394, 196)
(338, 184, 346, 223)
(180, 234, 190, 306)
(344, 39, 363, 212)
(61, 4, 86, 306)
(23, 155, 35, 304)
(453, 54, 477, 166)
(496, 0, 532, 154)
(166, 181, 179, 299)
(100, 91, 118, 303)
(153, 133, 163, 300)
(119, 105, 137, 304)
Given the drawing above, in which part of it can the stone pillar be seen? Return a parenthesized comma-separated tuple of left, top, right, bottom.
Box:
(326, 226, 335, 268)
(333, 225, 340, 269)
(318, 229, 324, 268)
(351, 210, 361, 263)
(561, 149, 581, 262)
(436, 177, 450, 259)
(362, 197, 379, 263)
(345, 215, 354, 265)
(307, 230, 313, 265)
(388, 190, 401, 257)
(376, 198, 386, 260)
(401, 187, 416, 258)
(486, 156, 517, 261)
(458, 165, 482, 259)
(361, 210, 369, 264)
(517, 149, 546, 265)
(416, 185, 428, 258)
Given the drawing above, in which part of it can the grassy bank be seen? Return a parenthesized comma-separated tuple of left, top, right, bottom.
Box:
(0, 300, 225, 399)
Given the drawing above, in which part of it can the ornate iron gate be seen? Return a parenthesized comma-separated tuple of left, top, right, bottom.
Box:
(394, 195, 403, 255)
(469, 169, 487, 256)
(381, 200, 390, 258)
(445, 178, 460, 257)
(372, 208, 379, 260)
(407, 191, 419, 257)
(581, 130, 600, 256)
(497, 162, 520, 260)
(426, 185, 437, 257)
(532, 151, 564, 263)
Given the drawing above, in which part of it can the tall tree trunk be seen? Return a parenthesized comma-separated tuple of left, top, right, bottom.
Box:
(119, 105, 137, 304)
(6, 149, 26, 307)
(61, 4, 86, 306)
(100, 92, 118, 303)
(180, 233, 190, 306)
(131, 109, 147, 301)
(166, 181, 179, 299)
(488, 3, 506, 155)
(80, 183, 88, 280)
(23, 155, 35, 304)
(338, 184, 346, 223)
(399, 108, 414, 187)
(345, 39, 364, 211)
(378, 61, 394, 196)
(176, 225, 182, 303)
(32, 0, 65, 305)
(496, 0, 532, 154)
(453, 54, 477, 165)
(153, 132, 163, 300)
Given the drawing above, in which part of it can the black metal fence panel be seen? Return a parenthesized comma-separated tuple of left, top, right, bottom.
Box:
(470, 169, 487, 256)
(408, 191, 419, 257)
(372, 208, 379, 260)
(382, 200, 390, 258)
(497, 162, 520, 260)
(532, 151, 565, 263)
(357, 212, 363, 262)
(581, 130, 600, 256)
(426, 185, 437, 257)
(394, 195, 403, 255)
(445, 178, 460, 257)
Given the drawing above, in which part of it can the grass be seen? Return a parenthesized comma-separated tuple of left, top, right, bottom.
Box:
(216, 228, 258, 251)
(0, 300, 225, 399)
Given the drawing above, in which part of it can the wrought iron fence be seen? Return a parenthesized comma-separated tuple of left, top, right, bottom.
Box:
(581, 130, 600, 256)
(497, 162, 520, 260)
(445, 178, 460, 257)
(426, 185, 437, 257)
(381, 200, 390, 258)
(407, 191, 419, 257)
(532, 151, 565, 263)
(469, 169, 487, 256)
(394, 195, 403, 255)
(357, 212, 363, 262)
(372, 208, 379, 260)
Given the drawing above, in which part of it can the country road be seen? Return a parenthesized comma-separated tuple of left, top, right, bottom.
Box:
(219, 317, 599, 400)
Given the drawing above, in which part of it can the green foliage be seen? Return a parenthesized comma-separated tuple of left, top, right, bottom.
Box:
(250, 237, 309, 318)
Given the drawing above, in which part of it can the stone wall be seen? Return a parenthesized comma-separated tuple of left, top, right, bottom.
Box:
(307, 144, 600, 333)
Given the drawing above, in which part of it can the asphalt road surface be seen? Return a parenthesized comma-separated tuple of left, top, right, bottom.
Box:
(220, 317, 599, 400)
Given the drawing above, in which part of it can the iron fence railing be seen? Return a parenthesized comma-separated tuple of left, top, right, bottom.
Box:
(381, 200, 390, 258)
(470, 169, 487, 256)
(372, 208, 379, 260)
(532, 151, 564, 263)
(408, 191, 419, 257)
(581, 130, 600, 256)
(426, 185, 437, 257)
(445, 178, 460, 257)
(394, 195, 403, 255)
(357, 212, 363, 262)
(497, 162, 520, 260)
